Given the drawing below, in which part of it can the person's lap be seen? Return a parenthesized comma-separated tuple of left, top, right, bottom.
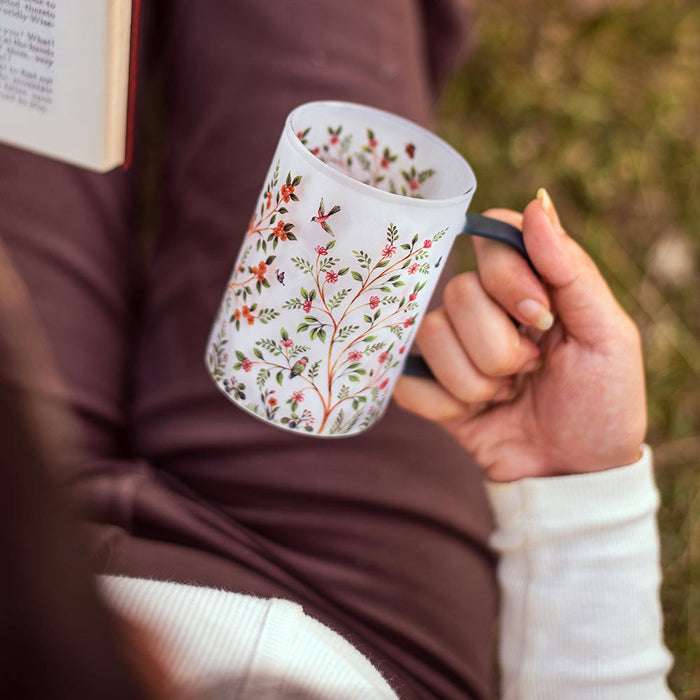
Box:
(0, 2, 496, 697)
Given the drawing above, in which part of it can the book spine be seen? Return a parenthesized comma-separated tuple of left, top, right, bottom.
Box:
(123, 0, 142, 170)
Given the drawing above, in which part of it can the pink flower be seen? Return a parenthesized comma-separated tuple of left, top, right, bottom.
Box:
(398, 345, 406, 354)
(368, 137, 378, 148)
(312, 147, 321, 156)
(291, 391, 304, 403)
(348, 350, 363, 362)
(378, 351, 390, 364)
(423, 239, 432, 249)
(403, 316, 414, 328)
(379, 378, 390, 390)
(302, 299, 312, 313)
(281, 338, 294, 348)
(409, 292, 417, 302)
(407, 263, 419, 275)
(325, 270, 339, 283)
(329, 134, 340, 145)
(409, 179, 420, 191)
(241, 358, 253, 372)
(314, 245, 328, 256)
(369, 295, 380, 309)
(380, 157, 390, 169)
(382, 244, 396, 258)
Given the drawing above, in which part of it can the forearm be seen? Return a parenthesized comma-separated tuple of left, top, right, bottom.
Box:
(487, 446, 674, 699)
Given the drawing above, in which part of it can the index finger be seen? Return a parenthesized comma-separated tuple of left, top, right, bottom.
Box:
(473, 208, 555, 331)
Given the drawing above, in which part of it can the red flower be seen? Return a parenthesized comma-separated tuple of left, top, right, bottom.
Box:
(314, 245, 328, 256)
(291, 391, 304, 403)
(369, 295, 380, 309)
(423, 239, 432, 249)
(252, 261, 267, 282)
(280, 184, 295, 203)
(382, 244, 396, 258)
(398, 345, 406, 354)
(348, 350, 363, 362)
(368, 137, 378, 148)
(302, 299, 312, 313)
(312, 147, 321, 156)
(329, 134, 340, 145)
(403, 316, 414, 328)
(238, 264, 245, 273)
(233, 309, 241, 320)
(241, 358, 253, 372)
(407, 263, 419, 275)
(409, 179, 420, 191)
(281, 338, 294, 348)
(325, 270, 339, 283)
(268, 397, 277, 406)
(409, 292, 417, 302)
(296, 131, 304, 139)
(379, 378, 390, 390)
(241, 305, 250, 317)
(380, 157, 390, 169)
(378, 351, 390, 364)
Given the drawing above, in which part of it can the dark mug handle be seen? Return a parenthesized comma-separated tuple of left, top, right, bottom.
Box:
(403, 213, 533, 379)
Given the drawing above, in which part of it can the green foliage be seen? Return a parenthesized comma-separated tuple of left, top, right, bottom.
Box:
(438, 1, 699, 692)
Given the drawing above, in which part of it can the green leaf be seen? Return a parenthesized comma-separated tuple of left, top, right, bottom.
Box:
(351, 271, 364, 282)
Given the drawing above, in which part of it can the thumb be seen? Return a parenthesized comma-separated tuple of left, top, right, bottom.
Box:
(522, 190, 627, 346)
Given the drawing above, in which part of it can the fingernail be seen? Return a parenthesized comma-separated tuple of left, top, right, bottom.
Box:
(537, 187, 564, 234)
(517, 298, 555, 331)
(522, 356, 543, 373)
(493, 383, 514, 402)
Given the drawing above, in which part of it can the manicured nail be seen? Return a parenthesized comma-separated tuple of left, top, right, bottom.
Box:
(537, 187, 564, 234)
(522, 356, 543, 373)
(517, 298, 555, 331)
(493, 383, 514, 402)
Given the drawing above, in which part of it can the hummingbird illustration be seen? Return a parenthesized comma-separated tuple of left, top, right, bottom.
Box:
(311, 198, 341, 236)
(289, 356, 309, 379)
(276, 269, 285, 285)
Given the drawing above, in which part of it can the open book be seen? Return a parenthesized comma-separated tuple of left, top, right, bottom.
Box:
(0, 0, 137, 172)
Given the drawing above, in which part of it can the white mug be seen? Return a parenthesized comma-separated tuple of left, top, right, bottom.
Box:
(205, 101, 525, 437)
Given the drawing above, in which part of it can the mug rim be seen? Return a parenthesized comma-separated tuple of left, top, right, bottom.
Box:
(286, 100, 477, 209)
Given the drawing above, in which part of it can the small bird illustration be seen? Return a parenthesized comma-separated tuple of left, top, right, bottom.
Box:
(289, 356, 309, 379)
(276, 269, 286, 285)
(405, 143, 416, 159)
(311, 198, 341, 236)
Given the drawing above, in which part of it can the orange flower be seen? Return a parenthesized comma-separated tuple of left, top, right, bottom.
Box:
(233, 309, 241, 320)
(247, 215, 256, 234)
(268, 397, 277, 406)
(241, 305, 250, 317)
(266, 192, 272, 209)
(252, 261, 267, 282)
(247, 315, 255, 325)
(280, 184, 295, 203)
(273, 221, 287, 241)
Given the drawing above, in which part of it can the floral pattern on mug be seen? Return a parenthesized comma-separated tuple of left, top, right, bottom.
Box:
(207, 159, 448, 435)
(299, 125, 436, 198)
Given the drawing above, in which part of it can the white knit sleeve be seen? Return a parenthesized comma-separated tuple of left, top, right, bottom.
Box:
(486, 446, 674, 699)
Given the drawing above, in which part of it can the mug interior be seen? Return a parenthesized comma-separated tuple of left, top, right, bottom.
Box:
(288, 101, 475, 203)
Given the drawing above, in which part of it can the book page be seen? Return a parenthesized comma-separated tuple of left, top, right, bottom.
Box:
(0, 0, 112, 169)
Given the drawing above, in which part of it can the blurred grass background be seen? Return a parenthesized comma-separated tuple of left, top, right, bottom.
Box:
(437, 0, 699, 694)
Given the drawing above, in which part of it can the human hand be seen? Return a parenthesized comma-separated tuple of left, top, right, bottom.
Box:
(393, 190, 646, 482)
